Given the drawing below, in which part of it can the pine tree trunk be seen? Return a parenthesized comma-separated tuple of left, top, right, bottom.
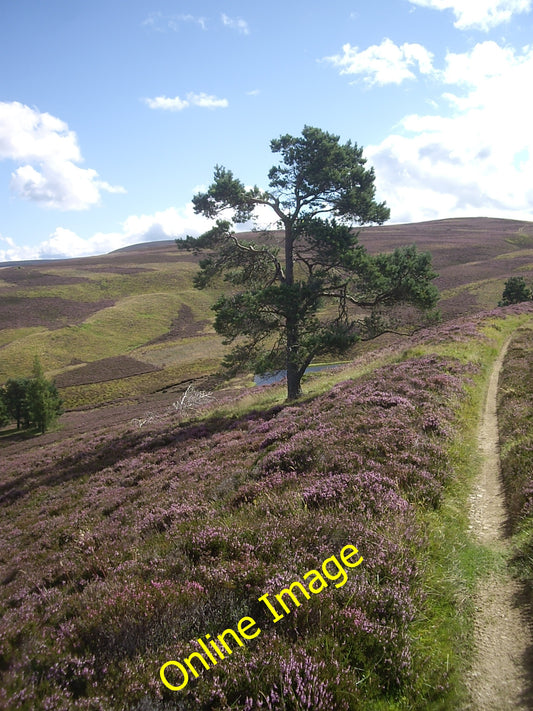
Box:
(286, 367, 301, 400)
(284, 221, 301, 401)
(286, 323, 302, 401)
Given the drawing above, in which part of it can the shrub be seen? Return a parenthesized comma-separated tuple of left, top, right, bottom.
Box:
(498, 276, 532, 307)
(2, 377, 31, 428)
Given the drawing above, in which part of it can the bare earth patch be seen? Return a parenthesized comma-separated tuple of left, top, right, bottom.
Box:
(146, 303, 208, 344)
(54, 355, 161, 388)
(0, 266, 88, 286)
(466, 338, 533, 710)
(0, 296, 116, 331)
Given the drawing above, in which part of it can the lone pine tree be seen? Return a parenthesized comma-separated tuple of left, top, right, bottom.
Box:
(178, 126, 439, 400)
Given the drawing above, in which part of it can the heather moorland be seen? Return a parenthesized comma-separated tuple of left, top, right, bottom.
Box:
(2, 218, 533, 709)
(1, 297, 533, 708)
(1, 217, 533, 414)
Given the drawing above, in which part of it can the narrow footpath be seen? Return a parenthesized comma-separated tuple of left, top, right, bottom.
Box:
(466, 338, 533, 710)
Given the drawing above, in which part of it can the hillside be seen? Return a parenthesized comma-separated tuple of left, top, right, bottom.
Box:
(1, 303, 532, 709)
(1, 217, 533, 415)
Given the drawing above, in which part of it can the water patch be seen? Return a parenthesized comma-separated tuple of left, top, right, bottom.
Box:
(254, 364, 340, 386)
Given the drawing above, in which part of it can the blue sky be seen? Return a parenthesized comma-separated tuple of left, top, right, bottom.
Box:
(1, 0, 533, 260)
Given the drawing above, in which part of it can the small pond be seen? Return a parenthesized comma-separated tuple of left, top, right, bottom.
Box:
(254, 364, 341, 386)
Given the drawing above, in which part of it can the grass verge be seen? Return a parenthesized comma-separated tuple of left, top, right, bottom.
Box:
(497, 323, 533, 593)
(402, 308, 533, 709)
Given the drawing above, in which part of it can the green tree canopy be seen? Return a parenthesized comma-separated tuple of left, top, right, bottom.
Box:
(178, 126, 439, 400)
(2, 377, 31, 429)
(498, 276, 532, 307)
(1, 358, 63, 434)
(26, 356, 63, 434)
(0, 387, 9, 427)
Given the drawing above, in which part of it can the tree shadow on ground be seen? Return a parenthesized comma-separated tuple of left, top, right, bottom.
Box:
(0, 402, 294, 506)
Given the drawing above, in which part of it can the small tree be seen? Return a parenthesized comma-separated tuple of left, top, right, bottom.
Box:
(25, 357, 63, 434)
(3, 377, 31, 429)
(0, 387, 9, 427)
(178, 126, 439, 400)
(499, 276, 532, 306)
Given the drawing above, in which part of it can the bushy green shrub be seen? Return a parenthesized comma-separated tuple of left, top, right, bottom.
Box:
(0, 356, 62, 433)
(498, 276, 532, 306)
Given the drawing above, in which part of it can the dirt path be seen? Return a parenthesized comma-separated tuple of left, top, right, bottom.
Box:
(466, 338, 533, 710)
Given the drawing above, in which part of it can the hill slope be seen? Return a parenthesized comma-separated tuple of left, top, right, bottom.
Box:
(1, 304, 532, 709)
(1, 217, 533, 410)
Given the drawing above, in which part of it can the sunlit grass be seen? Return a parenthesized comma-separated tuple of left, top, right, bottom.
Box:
(0, 293, 196, 379)
(408, 309, 533, 708)
(11, 261, 200, 302)
(0, 326, 47, 348)
(60, 358, 221, 409)
(497, 324, 533, 589)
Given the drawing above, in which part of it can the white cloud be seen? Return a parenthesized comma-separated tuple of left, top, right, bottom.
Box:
(143, 11, 251, 34)
(191, 93, 229, 109)
(367, 41, 533, 222)
(37, 228, 95, 259)
(221, 13, 250, 35)
(0, 234, 15, 248)
(0, 232, 37, 262)
(144, 96, 190, 112)
(0, 198, 281, 262)
(323, 38, 435, 85)
(0, 206, 211, 261)
(0, 102, 125, 210)
(144, 93, 228, 111)
(407, 0, 532, 30)
(441, 40, 531, 100)
(142, 12, 207, 32)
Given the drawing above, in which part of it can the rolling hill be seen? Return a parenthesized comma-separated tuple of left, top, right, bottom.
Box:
(1, 216, 533, 416)
(1, 298, 532, 709)
(1, 215, 533, 708)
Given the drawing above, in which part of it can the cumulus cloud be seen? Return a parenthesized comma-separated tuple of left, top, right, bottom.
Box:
(407, 0, 532, 30)
(0, 232, 38, 262)
(0, 206, 206, 261)
(323, 38, 435, 85)
(0, 199, 277, 262)
(221, 13, 250, 35)
(36, 228, 95, 260)
(144, 93, 228, 111)
(366, 41, 533, 222)
(0, 102, 125, 210)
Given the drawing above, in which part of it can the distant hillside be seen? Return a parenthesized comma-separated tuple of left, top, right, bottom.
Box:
(112, 216, 533, 319)
(1, 217, 532, 409)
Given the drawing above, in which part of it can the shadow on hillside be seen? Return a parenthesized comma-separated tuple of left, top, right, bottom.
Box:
(0, 425, 44, 444)
(0, 402, 292, 506)
(514, 583, 533, 708)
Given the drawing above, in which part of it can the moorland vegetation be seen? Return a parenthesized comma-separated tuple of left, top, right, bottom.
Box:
(1, 216, 533, 415)
(497, 324, 533, 599)
(1, 303, 532, 709)
(2, 127, 533, 707)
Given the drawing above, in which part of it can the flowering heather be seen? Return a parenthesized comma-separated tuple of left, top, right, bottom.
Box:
(0, 325, 486, 708)
(497, 326, 533, 586)
(404, 301, 533, 348)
